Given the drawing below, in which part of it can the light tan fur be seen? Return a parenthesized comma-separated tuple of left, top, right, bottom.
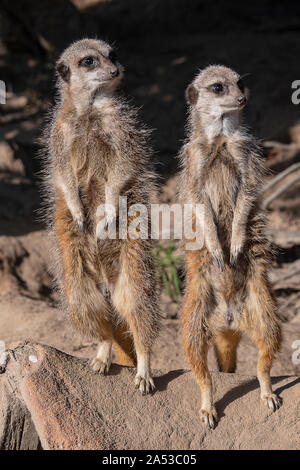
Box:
(42, 39, 160, 394)
(178, 65, 282, 428)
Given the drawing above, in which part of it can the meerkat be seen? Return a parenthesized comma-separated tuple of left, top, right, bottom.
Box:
(42, 39, 161, 394)
(178, 65, 282, 428)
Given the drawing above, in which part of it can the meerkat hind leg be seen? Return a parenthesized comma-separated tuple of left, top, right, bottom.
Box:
(246, 277, 282, 412)
(90, 339, 113, 375)
(181, 265, 218, 428)
(256, 338, 282, 411)
(192, 342, 217, 429)
(183, 323, 217, 427)
(112, 260, 158, 395)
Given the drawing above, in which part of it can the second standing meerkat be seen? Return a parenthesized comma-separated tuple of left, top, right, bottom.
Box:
(178, 65, 282, 428)
(43, 39, 161, 394)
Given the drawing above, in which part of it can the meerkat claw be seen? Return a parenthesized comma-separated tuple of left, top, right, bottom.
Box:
(135, 374, 155, 395)
(77, 221, 84, 232)
(200, 407, 218, 429)
(229, 254, 237, 268)
(262, 393, 282, 412)
(230, 243, 243, 267)
(213, 253, 225, 271)
(73, 210, 84, 232)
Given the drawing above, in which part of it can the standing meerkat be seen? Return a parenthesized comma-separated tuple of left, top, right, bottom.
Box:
(178, 65, 282, 428)
(42, 39, 161, 394)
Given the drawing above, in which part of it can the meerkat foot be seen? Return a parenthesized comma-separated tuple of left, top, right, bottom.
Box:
(199, 406, 218, 429)
(90, 357, 111, 375)
(135, 353, 155, 395)
(261, 393, 282, 412)
(0, 351, 9, 374)
(135, 374, 155, 395)
(90, 340, 112, 375)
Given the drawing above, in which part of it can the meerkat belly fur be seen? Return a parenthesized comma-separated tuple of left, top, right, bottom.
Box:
(178, 65, 282, 428)
(42, 39, 161, 394)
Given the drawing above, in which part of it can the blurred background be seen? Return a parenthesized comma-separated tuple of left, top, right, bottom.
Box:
(0, 0, 299, 375)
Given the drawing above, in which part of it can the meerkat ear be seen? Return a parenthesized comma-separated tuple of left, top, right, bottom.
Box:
(56, 61, 71, 83)
(186, 84, 198, 105)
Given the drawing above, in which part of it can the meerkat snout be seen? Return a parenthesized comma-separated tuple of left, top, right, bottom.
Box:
(237, 95, 247, 106)
(109, 67, 119, 78)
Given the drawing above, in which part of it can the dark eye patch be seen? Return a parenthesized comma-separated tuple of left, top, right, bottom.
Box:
(108, 50, 117, 64)
(79, 56, 98, 67)
(210, 83, 225, 94)
(237, 79, 245, 92)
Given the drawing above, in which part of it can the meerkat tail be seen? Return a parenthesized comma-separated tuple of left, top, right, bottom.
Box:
(213, 331, 241, 373)
(113, 321, 136, 367)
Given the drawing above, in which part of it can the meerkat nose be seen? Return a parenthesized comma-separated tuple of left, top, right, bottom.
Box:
(238, 96, 247, 106)
(109, 68, 119, 78)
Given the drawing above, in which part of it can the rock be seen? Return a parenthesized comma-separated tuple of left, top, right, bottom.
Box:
(270, 229, 300, 249)
(0, 232, 53, 298)
(0, 349, 41, 449)
(0, 342, 299, 450)
(270, 259, 300, 291)
(0, 141, 24, 175)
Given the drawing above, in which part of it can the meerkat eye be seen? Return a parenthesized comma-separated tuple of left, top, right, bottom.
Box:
(108, 50, 117, 64)
(211, 83, 224, 94)
(79, 56, 97, 67)
(237, 79, 245, 92)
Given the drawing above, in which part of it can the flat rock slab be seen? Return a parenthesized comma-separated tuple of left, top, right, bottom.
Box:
(0, 342, 299, 450)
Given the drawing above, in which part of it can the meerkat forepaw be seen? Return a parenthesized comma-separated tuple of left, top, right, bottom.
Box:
(230, 235, 245, 267)
(261, 393, 282, 412)
(73, 211, 84, 232)
(229, 245, 241, 267)
(90, 357, 111, 375)
(106, 212, 116, 226)
(135, 374, 155, 395)
(199, 407, 218, 429)
(212, 250, 225, 271)
(103, 206, 117, 232)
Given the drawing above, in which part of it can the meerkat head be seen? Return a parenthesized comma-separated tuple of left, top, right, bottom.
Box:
(56, 39, 123, 105)
(186, 65, 249, 138)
